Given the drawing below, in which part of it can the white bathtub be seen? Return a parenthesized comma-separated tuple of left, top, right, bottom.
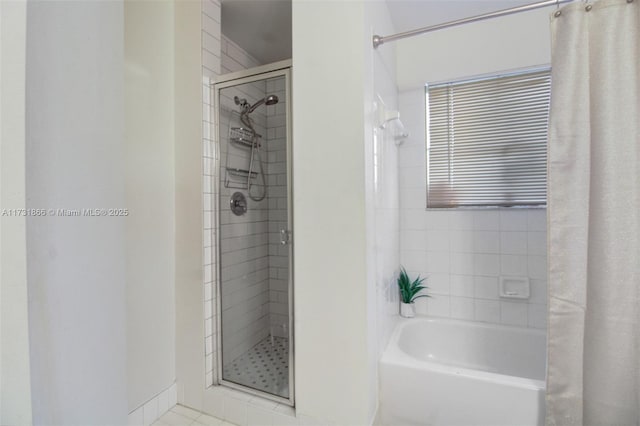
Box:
(379, 318, 546, 426)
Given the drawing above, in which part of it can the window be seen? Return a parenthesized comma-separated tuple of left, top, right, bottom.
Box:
(426, 68, 550, 208)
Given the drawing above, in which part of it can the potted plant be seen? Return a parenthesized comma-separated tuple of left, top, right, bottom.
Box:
(397, 267, 429, 318)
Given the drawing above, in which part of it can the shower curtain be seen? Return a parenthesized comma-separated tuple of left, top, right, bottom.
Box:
(546, 0, 640, 425)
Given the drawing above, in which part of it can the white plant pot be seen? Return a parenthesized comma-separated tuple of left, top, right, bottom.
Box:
(400, 302, 415, 318)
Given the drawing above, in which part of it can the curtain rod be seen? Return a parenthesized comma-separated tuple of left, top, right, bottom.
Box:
(373, 0, 573, 48)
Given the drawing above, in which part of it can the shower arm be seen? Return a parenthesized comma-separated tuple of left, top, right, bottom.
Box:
(240, 111, 253, 133)
(246, 98, 266, 114)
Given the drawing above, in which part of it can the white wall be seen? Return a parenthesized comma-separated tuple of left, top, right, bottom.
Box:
(19, 2, 201, 423)
(396, 7, 552, 91)
(125, 0, 177, 411)
(292, 1, 376, 423)
(395, 6, 551, 329)
(127, 1, 204, 419)
(0, 1, 33, 423)
(25, 1, 128, 423)
(174, 0, 206, 410)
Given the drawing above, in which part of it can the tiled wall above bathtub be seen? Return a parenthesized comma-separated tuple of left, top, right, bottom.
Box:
(398, 89, 547, 330)
(400, 208, 547, 329)
(369, 1, 401, 361)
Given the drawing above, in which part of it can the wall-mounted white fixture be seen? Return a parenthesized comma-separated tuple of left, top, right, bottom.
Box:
(499, 276, 530, 299)
(375, 94, 409, 145)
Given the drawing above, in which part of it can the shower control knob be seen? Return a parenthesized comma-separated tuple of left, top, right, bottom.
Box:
(230, 192, 247, 216)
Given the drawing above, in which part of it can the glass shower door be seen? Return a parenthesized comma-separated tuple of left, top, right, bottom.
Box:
(214, 68, 292, 403)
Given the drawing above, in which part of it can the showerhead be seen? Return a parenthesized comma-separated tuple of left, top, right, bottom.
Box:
(245, 94, 279, 114)
(264, 94, 279, 106)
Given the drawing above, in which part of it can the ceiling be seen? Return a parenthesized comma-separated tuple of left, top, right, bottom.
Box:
(220, 0, 541, 66)
(221, 0, 292, 65)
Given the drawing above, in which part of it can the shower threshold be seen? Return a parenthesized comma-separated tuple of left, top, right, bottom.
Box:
(223, 336, 289, 399)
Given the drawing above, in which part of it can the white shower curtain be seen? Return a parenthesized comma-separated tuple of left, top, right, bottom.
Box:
(546, 1, 640, 425)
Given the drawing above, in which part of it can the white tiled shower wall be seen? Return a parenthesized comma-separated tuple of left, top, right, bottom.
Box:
(218, 76, 290, 368)
(202, 0, 222, 388)
(206, 22, 272, 383)
(372, 123, 400, 357)
(265, 77, 289, 338)
(398, 88, 547, 330)
(218, 79, 271, 365)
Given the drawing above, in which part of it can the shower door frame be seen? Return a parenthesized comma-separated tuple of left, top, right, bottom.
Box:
(212, 63, 294, 406)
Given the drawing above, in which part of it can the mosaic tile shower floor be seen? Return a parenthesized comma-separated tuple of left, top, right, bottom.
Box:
(223, 336, 289, 398)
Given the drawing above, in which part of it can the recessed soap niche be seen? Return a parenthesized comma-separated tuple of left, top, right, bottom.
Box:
(499, 276, 530, 299)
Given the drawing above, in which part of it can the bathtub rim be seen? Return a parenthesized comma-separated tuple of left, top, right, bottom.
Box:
(381, 316, 547, 391)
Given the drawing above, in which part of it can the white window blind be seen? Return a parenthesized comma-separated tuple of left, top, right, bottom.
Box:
(426, 68, 550, 208)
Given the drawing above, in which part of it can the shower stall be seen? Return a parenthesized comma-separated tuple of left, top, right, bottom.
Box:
(212, 64, 293, 404)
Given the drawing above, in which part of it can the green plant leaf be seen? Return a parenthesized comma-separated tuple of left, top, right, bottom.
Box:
(397, 266, 430, 303)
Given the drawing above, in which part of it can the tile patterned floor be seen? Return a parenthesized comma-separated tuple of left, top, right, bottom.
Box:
(223, 336, 289, 398)
(153, 404, 234, 426)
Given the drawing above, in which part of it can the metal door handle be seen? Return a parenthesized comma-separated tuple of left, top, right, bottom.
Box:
(280, 229, 291, 245)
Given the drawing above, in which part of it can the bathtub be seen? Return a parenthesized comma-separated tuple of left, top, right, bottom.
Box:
(378, 318, 546, 426)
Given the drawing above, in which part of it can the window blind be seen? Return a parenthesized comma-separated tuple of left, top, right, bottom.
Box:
(426, 68, 550, 208)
